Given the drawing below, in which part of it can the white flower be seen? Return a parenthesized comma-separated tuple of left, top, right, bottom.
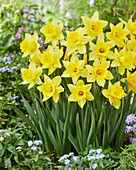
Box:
(0, 137, 4, 141)
(92, 163, 98, 169)
(96, 149, 102, 154)
(89, 0, 95, 7)
(16, 147, 22, 151)
(28, 140, 33, 147)
(38, 151, 43, 154)
(99, 154, 105, 159)
(69, 152, 74, 156)
(72, 156, 78, 162)
(31, 145, 37, 151)
(5, 133, 10, 136)
(65, 159, 70, 165)
(34, 140, 42, 145)
(87, 154, 96, 161)
(89, 149, 96, 154)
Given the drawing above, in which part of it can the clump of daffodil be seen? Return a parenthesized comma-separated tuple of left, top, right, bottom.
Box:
(40, 45, 63, 75)
(20, 62, 42, 89)
(62, 27, 89, 55)
(111, 48, 135, 75)
(29, 50, 42, 67)
(89, 33, 115, 61)
(119, 15, 136, 40)
(106, 23, 127, 47)
(67, 80, 94, 108)
(40, 19, 64, 47)
(102, 81, 127, 109)
(37, 75, 64, 103)
(81, 11, 108, 40)
(20, 33, 40, 58)
(61, 55, 88, 84)
(86, 59, 113, 87)
(121, 71, 136, 93)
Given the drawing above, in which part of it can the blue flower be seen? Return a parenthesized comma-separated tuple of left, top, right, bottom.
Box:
(38, 151, 43, 154)
(92, 163, 98, 169)
(28, 140, 33, 147)
(31, 145, 37, 151)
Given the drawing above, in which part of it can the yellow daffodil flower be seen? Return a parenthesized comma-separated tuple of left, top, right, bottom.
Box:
(102, 81, 127, 109)
(40, 45, 63, 75)
(86, 59, 113, 87)
(67, 80, 94, 108)
(20, 33, 40, 58)
(20, 62, 42, 89)
(29, 51, 42, 67)
(62, 27, 89, 55)
(61, 55, 88, 84)
(111, 48, 135, 75)
(121, 71, 136, 93)
(40, 19, 64, 47)
(89, 33, 115, 61)
(119, 15, 136, 40)
(37, 75, 64, 103)
(126, 39, 136, 66)
(106, 23, 127, 47)
(81, 11, 108, 40)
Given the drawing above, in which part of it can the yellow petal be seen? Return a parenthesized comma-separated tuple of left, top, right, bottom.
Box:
(67, 84, 76, 93)
(86, 92, 94, 101)
(78, 98, 86, 108)
(81, 16, 92, 26)
(106, 71, 113, 80)
(77, 45, 86, 54)
(56, 86, 64, 93)
(102, 89, 109, 98)
(76, 80, 84, 87)
(51, 18, 58, 26)
(97, 79, 105, 87)
(87, 74, 96, 82)
(100, 20, 108, 27)
(61, 70, 70, 77)
(72, 75, 80, 84)
(112, 98, 121, 109)
(97, 33, 104, 43)
(84, 84, 92, 91)
(53, 92, 59, 103)
(52, 76, 61, 86)
(68, 94, 76, 101)
(28, 81, 35, 89)
(44, 74, 52, 83)
(80, 68, 89, 77)
(118, 65, 125, 75)
(91, 11, 99, 22)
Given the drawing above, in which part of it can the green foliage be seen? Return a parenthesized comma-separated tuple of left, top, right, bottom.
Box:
(0, 122, 56, 169)
(117, 143, 136, 170)
(14, 82, 136, 156)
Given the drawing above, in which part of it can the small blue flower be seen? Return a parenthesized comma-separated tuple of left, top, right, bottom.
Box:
(92, 163, 98, 169)
(31, 145, 37, 151)
(28, 140, 33, 147)
(38, 151, 43, 154)
(64, 159, 70, 165)
(69, 152, 74, 156)
(96, 148, 102, 154)
(72, 156, 78, 162)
